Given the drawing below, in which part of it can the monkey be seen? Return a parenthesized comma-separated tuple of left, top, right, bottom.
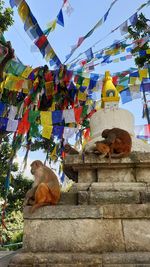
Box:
(0, 41, 14, 81)
(62, 144, 79, 182)
(23, 160, 61, 213)
(64, 143, 79, 154)
(94, 128, 132, 162)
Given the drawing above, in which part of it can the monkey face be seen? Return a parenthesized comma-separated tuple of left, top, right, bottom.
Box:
(30, 160, 43, 175)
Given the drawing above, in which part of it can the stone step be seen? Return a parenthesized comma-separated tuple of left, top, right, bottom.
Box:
(24, 204, 150, 220)
(58, 184, 150, 205)
(8, 252, 150, 267)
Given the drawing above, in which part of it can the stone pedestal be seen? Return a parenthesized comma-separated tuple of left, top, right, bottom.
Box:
(9, 152, 150, 267)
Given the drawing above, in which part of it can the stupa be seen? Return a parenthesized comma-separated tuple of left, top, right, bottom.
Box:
(85, 70, 150, 153)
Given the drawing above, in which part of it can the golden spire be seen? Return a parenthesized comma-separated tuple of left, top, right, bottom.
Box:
(101, 71, 120, 109)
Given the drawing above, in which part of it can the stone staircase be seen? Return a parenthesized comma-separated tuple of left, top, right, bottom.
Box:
(9, 152, 150, 267)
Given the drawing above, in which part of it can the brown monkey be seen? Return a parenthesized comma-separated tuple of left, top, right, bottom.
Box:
(24, 160, 60, 213)
(95, 128, 132, 161)
(0, 41, 14, 81)
(62, 144, 78, 182)
(64, 144, 79, 154)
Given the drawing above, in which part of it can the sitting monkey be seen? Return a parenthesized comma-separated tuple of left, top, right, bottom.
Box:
(24, 160, 61, 213)
(95, 128, 132, 162)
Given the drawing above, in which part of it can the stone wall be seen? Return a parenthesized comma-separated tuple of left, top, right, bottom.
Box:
(9, 152, 150, 267)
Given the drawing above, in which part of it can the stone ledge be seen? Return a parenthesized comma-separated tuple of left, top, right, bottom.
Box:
(8, 252, 150, 267)
(90, 182, 147, 192)
(24, 204, 150, 219)
(64, 152, 150, 167)
(89, 191, 140, 205)
(8, 252, 102, 266)
(24, 205, 103, 219)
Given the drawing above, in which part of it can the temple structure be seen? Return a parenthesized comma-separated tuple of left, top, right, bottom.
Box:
(9, 71, 150, 267)
(85, 71, 150, 153)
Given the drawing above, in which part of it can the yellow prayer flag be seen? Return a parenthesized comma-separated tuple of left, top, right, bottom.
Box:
(21, 67, 33, 78)
(146, 49, 150, 54)
(82, 78, 90, 87)
(78, 91, 87, 101)
(45, 81, 55, 96)
(18, 1, 29, 23)
(23, 88, 29, 94)
(86, 99, 93, 105)
(113, 58, 120, 63)
(116, 85, 124, 92)
(129, 77, 137, 85)
(139, 69, 148, 81)
(50, 146, 57, 161)
(49, 102, 56, 111)
(40, 111, 52, 126)
(42, 126, 53, 139)
(45, 48, 55, 62)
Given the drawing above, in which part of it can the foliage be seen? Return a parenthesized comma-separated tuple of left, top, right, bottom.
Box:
(0, 0, 14, 33)
(128, 13, 150, 68)
(0, 210, 23, 250)
(0, 137, 32, 250)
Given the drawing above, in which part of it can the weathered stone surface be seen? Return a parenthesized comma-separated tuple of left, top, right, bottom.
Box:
(97, 168, 136, 182)
(90, 192, 140, 204)
(123, 220, 150, 251)
(23, 219, 125, 252)
(135, 168, 150, 183)
(103, 264, 150, 267)
(58, 192, 78, 205)
(103, 252, 150, 264)
(24, 206, 102, 219)
(90, 182, 146, 192)
(8, 252, 102, 266)
(103, 204, 150, 219)
(78, 191, 89, 205)
(9, 252, 150, 267)
(69, 183, 91, 192)
(78, 169, 97, 183)
(140, 192, 150, 203)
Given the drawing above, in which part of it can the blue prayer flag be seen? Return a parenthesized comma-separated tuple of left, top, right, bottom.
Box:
(57, 9, 64, 27)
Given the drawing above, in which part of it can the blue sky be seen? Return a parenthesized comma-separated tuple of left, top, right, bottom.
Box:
(3, 0, 150, 175)
(4, 0, 150, 124)
(4, 0, 149, 71)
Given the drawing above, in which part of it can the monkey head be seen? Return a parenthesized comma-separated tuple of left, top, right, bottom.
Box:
(101, 129, 110, 138)
(64, 144, 71, 153)
(95, 141, 110, 154)
(30, 160, 43, 175)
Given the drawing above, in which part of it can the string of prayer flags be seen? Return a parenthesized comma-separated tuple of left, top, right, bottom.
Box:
(68, 0, 150, 67)
(64, 0, 118, 62)
(10, 0, 61, 68)
(44, 0, 73, 37)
